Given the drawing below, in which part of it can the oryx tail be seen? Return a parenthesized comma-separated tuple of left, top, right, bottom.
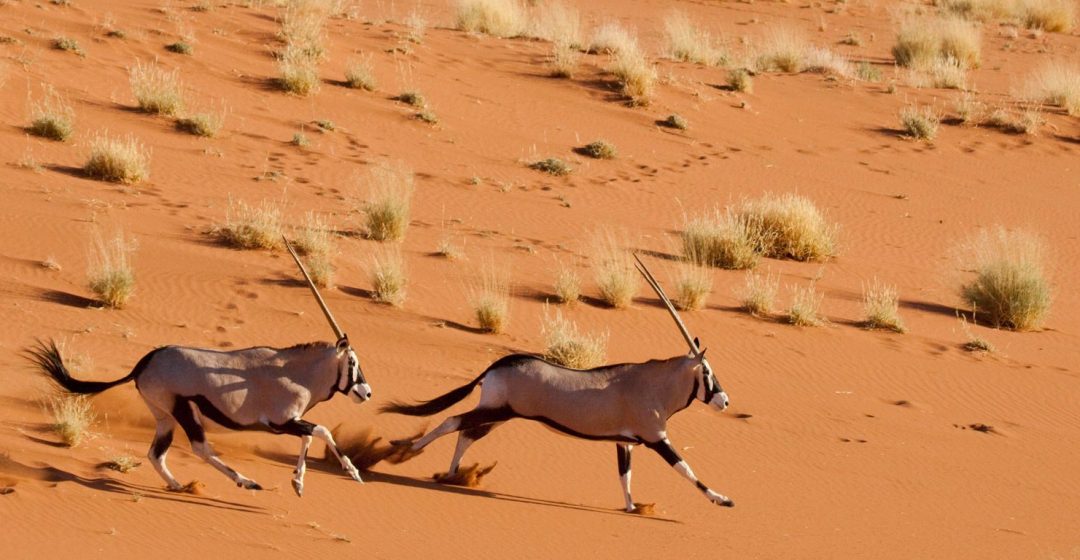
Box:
(380, 372, 486, 416)
(25, 339, 156, 395)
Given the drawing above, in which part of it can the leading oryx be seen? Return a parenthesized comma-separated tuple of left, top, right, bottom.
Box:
(25, 238, 371, 497)
(382, 254, 735, 511)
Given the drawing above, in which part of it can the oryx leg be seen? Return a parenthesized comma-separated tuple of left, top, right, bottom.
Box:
(410, 407, 514, 453)
(172, 399, 262, 490)
(616, 443, 634, 512)
(145, 403, 182, 491)
(644, 437, 734, 507)
(279, 419, 363, 485)
(448, 422, 503, 475)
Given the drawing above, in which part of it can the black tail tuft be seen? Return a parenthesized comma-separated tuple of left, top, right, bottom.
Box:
(379, 374, 486, 417)
(24, 339, 136, 394)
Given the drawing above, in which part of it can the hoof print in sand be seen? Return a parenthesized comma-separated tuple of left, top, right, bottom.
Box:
(0, 486, 14, 495)
(957, 423, 999, 434)
(628, 503, 655, 516)
(432, 462, 497, 488)
(169, 480, 204, 494)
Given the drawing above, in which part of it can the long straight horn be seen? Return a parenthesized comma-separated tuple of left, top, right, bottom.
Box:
(283, 235, 345, 341)
(633, 253, 700, 355)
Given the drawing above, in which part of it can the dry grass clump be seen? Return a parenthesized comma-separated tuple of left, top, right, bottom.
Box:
(863, 279, 906, 333)
(727, 68, 753, 92)
(215, 198, 283, 250)
(581, 140, 617, 159)
(588, 22, 635, 55)
(664, 11, 726, 66)
(129, 61, 184, 116)
(279, 45, 321, 96)
(1023, 62, 1080, 116)
(395, 90, 426, 108)
(88, 231, 136, 309)
(470, 261, 510, 333)
(906, 56, 968, 89)
(542, 308, 608, 369)
(48, 395, 94, 447)
(369, 246, 407, 306)
(900, 104, 941, 140)
(959, 315, 995, 352)
(281, 0, 329, 58)
(405, 9, 427, 43)
(609, 41, 656, 106)
(531, 1, 582, 47)
(53, 36, 84, 56)
(936, 0, 1013, 21)
(741, 270, 779, 317)
(455, 0, 526, 38)
(673, 262, 712, 311)
(958, 227, 1051, 330)
(345, 55, 377, 91)
(803, 47, 855, 78)
(550, 41, 581, 78)
(361, 162, 414, 242)
(754, 27, 808, 73)
(529, 157, 572, 176)
(591, 231, 638, 309)
(165, 41, 193, 55)
(739, 193, 837, 262)
(28, 85, 74, 141)
(103, 455, 142, 473)
(787, 283, 824, 326)
(1018, 0, 1076, 32)
(985, 106, 1041, 134)
(681, 208, 762, 270)
(84, 133, 151, 184)
(954, 92, 985, 123)
(293, 212, 335, 288)
(661, 114, 689, 130)
(553, 262, 581, 304)
(176, 108, 225, 137)
(892, 17, 981, 69)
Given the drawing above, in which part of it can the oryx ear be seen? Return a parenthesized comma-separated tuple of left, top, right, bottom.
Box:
(694, 337, 700, 348)
(700, 348, 707, 358)
(336, 336, 350, 351)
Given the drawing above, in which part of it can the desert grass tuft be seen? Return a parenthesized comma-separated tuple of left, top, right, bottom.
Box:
(661, 114, 689, 130)
(1018, 0, 1076, 32)
(129, 61, 184, 116)
(609, 41, 656, 106)
(893, 17, 981, 69)
(345, 55, 377, 91)
(529, 157, 572, 176)
(280, 0, 329, 58)
(85, 132, 151, 184)
(581, 140, 617, 159)
(361, 162, 414, 242)
(958, 227, 1051, 330)
(900, 104, 941, 140)
(454, 0, 526, 38)
(542, 307, 608, 369)
(103, 455, 142, 473)
(754, 27, 808, 73)
(905, 56, 968, 89)
(739, 193, 837, 262)
(741, 270, 779, 317)
(553, 262, 581, 304)
(531, 1, 582, 47)
(682, 208, 763, 270)
(369, 246, 407, 306)
(550, 41, 580, 78)
(53, 36, 84, 56)
(165, 41, 193, 55)
(1023, 61, 1080, 116)
(673, 262, 712, 311)
(664, 10, 726, 66)
(293, 212, 335, 288)
(985, 106, 1041, 134)
(591, 231, 638, 309)
(589, 22, 635, 55)
(215, 198, 283, 250)
(176, 107, 225, 137)
(48, 395, 94, 447)
(279, 45, 320, 96)
(88, 230, 136, 309)
(394, 90, 426, 108)
(727, 68, 753, 92)
(787, 283, 824, 326)
(863, 279, 906, 333)
(954, 92, 984, 123)
(28, 85, 75, 141)
(470, 261, 510, 333)
(958, 315, 995, 352)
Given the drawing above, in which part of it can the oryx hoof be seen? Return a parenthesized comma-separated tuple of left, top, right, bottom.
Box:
(239, 480, 263, 491)
(722, 499, 734, 507)
(292, 479, 304, 497)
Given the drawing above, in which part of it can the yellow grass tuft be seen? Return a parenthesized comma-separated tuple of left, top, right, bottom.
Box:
(550, 41, 580, 78)
(900, 104, 941, 140)
(87, 230, 136, 309)
(370, 246, 407, 306)
(345, 55, 377, 91)
(280, 0, 329, 58)
(755, 27, 808, 73)
(176, 106, 226, 137)
(958, 227, 1051, 330)
(470, 261, 511, 333)
(682, 208, 765, 270)
(863, 279, 906, 333)
(103, 455, 142, 473)
(48, 395, 95, 447)
(1017, 0, 1076, 32)
(455, 0, 526, 38)
(293, 212, 335, 288)
(609, 41, 656, 106)
(739, 193, 837, 262)
(1023, 61, 1080, 116)
(673, 262, 712, 311)
(216, 198, 283, 250)
(893, 17, 981, 69)
(741, 270, 779, 317)
(787, 283, 824, 326)
(279, 45, 320, 96)
(531, 1, 582, 47)
(129, 61, 184, 116)
(664, 10, 726, 66)
(591, 231, 638, 309)
(553, 262, 581, 304)
(28, 85, 74, 141)
(85, 132, 151, 184)
(589, 22, 635, 55)
(905, 56, 968, 90)
(361, 162, 414, 242)
(542, 308, 608, 369)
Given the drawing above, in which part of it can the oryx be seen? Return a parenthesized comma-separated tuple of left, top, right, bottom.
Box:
(25, 238, 371, 496)
(382, 254, 735, 511)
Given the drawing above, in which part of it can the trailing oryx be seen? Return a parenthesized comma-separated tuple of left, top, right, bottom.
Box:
(383, 254, 735, 511)
(25, 238, 371, 496)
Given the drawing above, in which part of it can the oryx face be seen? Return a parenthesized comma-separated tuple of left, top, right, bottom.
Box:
(695, 353, 728, 412)
(337, 338, 371, 403)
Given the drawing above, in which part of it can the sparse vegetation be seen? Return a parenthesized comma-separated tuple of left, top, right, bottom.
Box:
(958, 227, 1051, 330)
(294, 212, 335, 288)
(609, 40, 656, 106)
(361, 162, 414, 242)
(529, 157, 572, 176)
(550, 41, 580, 78)
(959, 315, 995, 352)
(28, 85, 74, 141)
(279, 45, 320, 96)
(88, 230, 136, 309)
(345, 55, 377, 91)
(129, 61, 184, 116)
(581, 140, 617, 159)
(48, 395, 94, 447)
(454, 0, 526, 38)
(681, 208, 763, 270)
(415, 110, 439, 124)
(755, 27, 808, 73)
(470, 262, 510, 333)
(592, 231, 638, 309)
(405, 8, 427, 43)
(855, 61, 883, 82)
(664, 10, 726, 66)
(863, 279, 906, 333)
(84, 132, 151, 184)
(589, 22, 635, 55)
(906, 56, 968, 89)
(292, 131, 309, 146)
(542, 308, 607, 369)
(395, 90, 426, 108)
(1018, 0, 1076, 32)
(741, 270, 779, 317)
(369, 246, 407, 306)
(53, 36, 84, 56)
(900, 104, 941, 140)
(892, 17, 981, 69)
(674, 262, 712, 311)
(1023, 62, 1079, 116)
(176, 108, 225, 137)
(104, 455, 141, 473)
(215, 198, 283, 250)
(166, 41, 193, 55)
(553, 263, 581, 304)
(954, 92, 984, 123)
(739, 193, 837, 262)
(661, 114, 689, 130)
(985, 106, 1041, 134)
(531, 1, 582, 47)
(727, 68, 753, 92)
(787, 283, 824, 326)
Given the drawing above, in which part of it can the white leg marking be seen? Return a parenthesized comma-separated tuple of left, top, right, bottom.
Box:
(148, 419, 182, 490)
(293, 435, 312, 497)
(194, 440, 260, 489)
(448, 434, 474, 474)
(313, 425, 362, 483)
(411, 416, 462, 451)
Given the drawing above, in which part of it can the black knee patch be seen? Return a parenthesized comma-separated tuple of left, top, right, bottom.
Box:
(616, 445, 631, 475)
(151, 430, 174, 458)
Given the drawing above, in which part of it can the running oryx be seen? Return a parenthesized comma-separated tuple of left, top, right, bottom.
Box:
(25, 238, 371, 497)
(382, 254, 734, 511)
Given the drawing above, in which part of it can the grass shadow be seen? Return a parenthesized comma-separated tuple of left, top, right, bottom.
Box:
(37, 289, 98, 309)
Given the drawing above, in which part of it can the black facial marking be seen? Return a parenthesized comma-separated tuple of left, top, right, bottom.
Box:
(150, 430, 173, 459)
(644, 440, 682, 466)
(616, 445, 631, 476)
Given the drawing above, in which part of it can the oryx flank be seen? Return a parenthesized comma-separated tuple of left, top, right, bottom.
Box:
(25, 238, 371, 497)
(383, 254, 734, 511)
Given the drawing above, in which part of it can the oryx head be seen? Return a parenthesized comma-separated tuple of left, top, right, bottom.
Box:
(635, 255, 729, 412)
(285, 235, 373, 404)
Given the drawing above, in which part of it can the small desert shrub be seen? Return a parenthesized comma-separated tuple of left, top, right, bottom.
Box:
(591, 231, 638, 309)
(345, 56, 377, 91)
(530, 1, 582, 47)
(529, 157, 572, 176)
(863, 279, 906, 332)
(727, 68, 753, 92)
(985, 106, 1041, 134)
(291, 132, 309, 146)
(216, 198, 283, 250)
(906, 56, 967, 89)
(674, 262, 712, 311)
(1018, 0, 1076, 32)
(581, 140, 616, 159)
(435, 236, 462, 260)
(954, 92, 984, 123)
(130, 61, 184, 116)
(279, 46, 320, 96)
(739, 193, 837, 262)
(1023, 62, 1080, 116)
(165, 41, 193, 55)
(48, 395, 94, 447)
(361, 162, 414, 241)
(741, 270, 779, 317)
(281, 0, 329, 57)
(85, 133, 151, 184)
(803, 46, 855, 78)
(415, 110, 438, 124)
(900, 104, 941, 140)
(936, 0, 1013, 21)
(787, 283, 824, 326)
(28, 85, 75, 141)
(470, 262, 510, 333)
(316, 118, 335, 130)
(104, 455, 141, 473)
(681, 208, 762, 270)
(294, 212, 335, 288)
(405, 9, 427, 43)
(958, 227, 1051, 330)
(664, 10, 725, 66)
(893, 17, 981, 69)
(369, 246, 407, 306)
(455, 0, 526, 38)
(87, 231, 136, 309)
(755, 27, 807, 73)
(589, 22, 635, 55)
(550, 41, 580, 78)
(959, 315, 995, 352)
(542, 308, 607, 369)
(176, 108, 225, 137)
(855, 61, 883, 82)
(661, 114, 688, 130)
(840, 31, 863, 46)
(395, 90, 426, 108)
(553, 263, 581, 304)
(53, 36, 84, 55)
(609, 41, 656, 106)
